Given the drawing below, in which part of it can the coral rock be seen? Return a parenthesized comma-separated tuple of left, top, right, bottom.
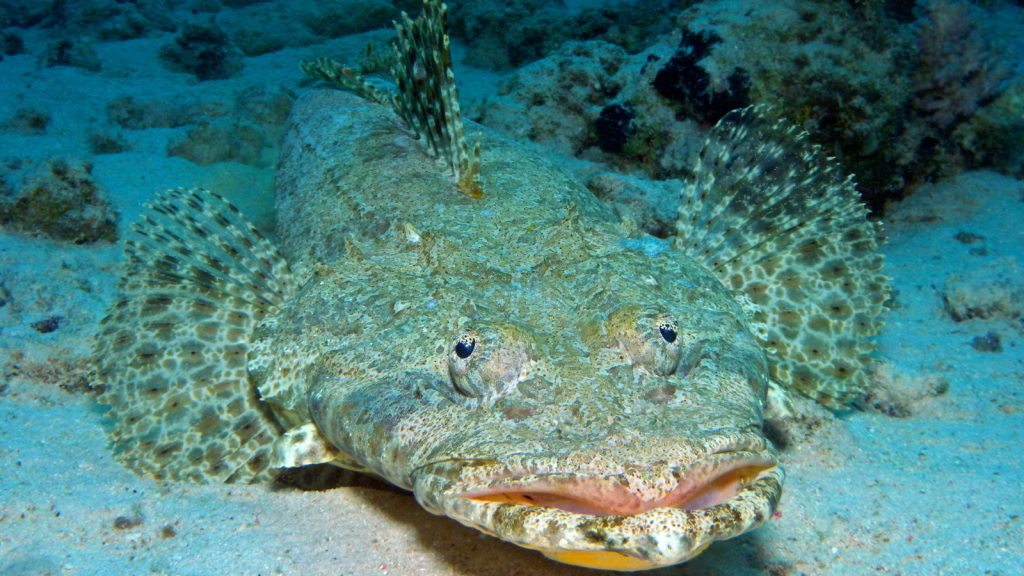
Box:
(158, 22, 243, 81)
(0, 158, 118, 244)
(943, 260, 1024, 322)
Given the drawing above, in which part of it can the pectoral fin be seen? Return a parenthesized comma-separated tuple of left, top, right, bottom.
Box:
(271, 422, 341, 468)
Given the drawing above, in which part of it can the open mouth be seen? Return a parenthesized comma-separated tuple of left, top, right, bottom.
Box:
(452, 452, 777, 517)
(413, 449, 783, 571)
(412, 445, 784, 571)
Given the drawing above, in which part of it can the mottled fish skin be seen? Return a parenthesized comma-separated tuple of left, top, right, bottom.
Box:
(256, 89, 782, 569)
(94, 2, 887, 570)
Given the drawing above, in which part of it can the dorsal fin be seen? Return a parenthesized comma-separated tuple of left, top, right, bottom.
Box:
(300, 0, 482, 198)
(299, 57, 392, 105)
(675, 106, 890, 408)
(392, 0, 482, 197)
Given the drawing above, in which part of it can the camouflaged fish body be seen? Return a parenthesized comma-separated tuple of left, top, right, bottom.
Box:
(93, 1, 887, 571)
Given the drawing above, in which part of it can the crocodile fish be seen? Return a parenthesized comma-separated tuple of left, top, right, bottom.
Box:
(92, 1, 888, 571)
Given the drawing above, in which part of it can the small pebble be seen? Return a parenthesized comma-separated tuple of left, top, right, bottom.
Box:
(953, 231, 985, 244)
(113, 516, 141, 530)
(30, 316, 63, 334)
(971, 331, 1003, 353)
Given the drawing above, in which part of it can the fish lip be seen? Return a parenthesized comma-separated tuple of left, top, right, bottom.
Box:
(414, 449, 784, 569)
(448, 449, 778, 516)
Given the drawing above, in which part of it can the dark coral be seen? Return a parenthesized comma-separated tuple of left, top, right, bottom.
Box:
(88, 132, 131, 155)
(884, 0, 918, 24)
(447, 0, 683, 70)
(835, 0, 1010, 210)
(0, 174, 10, 203)
(3, 108, 50, 135)
(40, 38, 102, 71)
(1, 29, 24, 55)
(595, 103, 636, 153)
(298, 0, 397, 39)
(0, 158, 119, 244)
(651, 30, 718, 102)
(0, 1, 51, 28)
(910, 1, 1004, 129)
(40, 0, 177, 41)
(158, 22, 243, 81)
(652, 29, 750, 124)
(467, 40, 629, 157)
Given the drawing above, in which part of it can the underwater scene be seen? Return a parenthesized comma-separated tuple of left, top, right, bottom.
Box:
(0, 0, 1022, 574)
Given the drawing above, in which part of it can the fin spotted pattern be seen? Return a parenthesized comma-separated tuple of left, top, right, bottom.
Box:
(392, 0, 482, 198)
(300, 0, 482, 198)
(299, 57, 393, 106)
(675, 106, 890, 408)
(93, 188, 300, 483)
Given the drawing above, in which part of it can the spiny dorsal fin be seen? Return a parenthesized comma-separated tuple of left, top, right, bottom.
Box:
(299, 57, 393, 106)
(392, 0, 482, 198)
(300, 1, 482, 198)
(93, 188, 300, 483)
(675, 106, 890, 408)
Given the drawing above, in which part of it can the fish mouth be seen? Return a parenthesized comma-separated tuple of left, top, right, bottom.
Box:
(414, 447, 784, 571)
(453, 452, 776, 517)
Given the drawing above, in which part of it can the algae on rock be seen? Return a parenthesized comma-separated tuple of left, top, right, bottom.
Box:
(0, 158, 118, 244)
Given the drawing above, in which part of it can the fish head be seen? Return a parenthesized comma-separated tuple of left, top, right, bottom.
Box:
(306, 240, 783, 571)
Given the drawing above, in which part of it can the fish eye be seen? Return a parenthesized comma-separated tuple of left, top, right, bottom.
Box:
(658, 321, 678, 344)
(454, 335, 477, 359)
(607, 308, 684, 377)
(448, 324, 533, 401)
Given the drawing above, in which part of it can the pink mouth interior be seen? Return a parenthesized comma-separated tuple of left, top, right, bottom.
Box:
(457, 460, 775, 517)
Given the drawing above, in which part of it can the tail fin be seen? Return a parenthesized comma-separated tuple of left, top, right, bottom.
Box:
(675, 106, 889, 408)
(93, 188, 300, 483)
